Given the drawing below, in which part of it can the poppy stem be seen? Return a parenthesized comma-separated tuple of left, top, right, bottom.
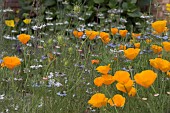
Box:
(80, 37, 88, 50)
(114, 106, 119, 113)
(151, 85, 157, 94)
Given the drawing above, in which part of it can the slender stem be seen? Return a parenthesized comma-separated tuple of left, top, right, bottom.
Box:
(151, 85, 157, 94)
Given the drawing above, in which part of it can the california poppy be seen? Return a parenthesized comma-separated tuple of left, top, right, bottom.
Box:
(108, 94, 125, 107)
(132, 33, 141, 39)
(151, 45, 162, 54)
(149, 58, 170, 72)
(119, 30, 128, 38)
(94, 74, 115, 87)
(111, 28, 118, 35)
(85, 30, 98, 40)
(73, 30, 83, 38)
(18, 34, 31, 44)
(124, 48, 140, 60)
(162, 42, 170, 52)
(99, 32, 111, 44)
(128, 87, 137, 97)
(2, 56, 21, 69)
(119, 45, 126, 50)
(134, 70, 157, 88)
(101, 74, 115, 85)
(134, 43, 140, 48)
(151, 20, 167, 34)
(96, 64, 111, 75)
(91, 59, 100, 64)
(88, 93, 108, 108)
(114, 71, 131, 84)
(116, 79, 133, 93)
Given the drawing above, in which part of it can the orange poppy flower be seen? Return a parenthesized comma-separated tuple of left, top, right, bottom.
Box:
(149, 58, 170, 72)
(94, 74, 115, 87)
(128, 87, 137, 97)
(88, 93, 108, 108)
(96, 64, 111, 75)
(119, 30, 128, 38)
(101, 74, 115, 85)
(85, 30, 98, 40)
(116, 79, 133, 93)
(134, 43, 140, 48)
(94, 77, 104, 87)
(149, 58, 160, 70)
(124, 48, 140, 60)
(151, 45, 162, 54)
(162, 42, 170, 52)
(18, 34, 31, 44)
(146, 39, 152, 44)
(73, 30, 83, 38)
(134, 70, 157, 88)
(111, 28, 118, 35)
(2, 56, 21, 69)
(99, 32, 111, 44)
(91, 59, 100, 64)
(114, 71, 131, 84)
(151, 20, 167, 34)
(132, 33, 141, 39)
(166, 71, 170, 77)
(108, 94, 125, 107)
(119, 45, 126, 50)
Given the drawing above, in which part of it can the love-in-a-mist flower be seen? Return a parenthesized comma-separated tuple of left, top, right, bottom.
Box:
(18, 34, 31, 44)
(85, 30, 99, 40)
(88, 93, 108, 108)
(111, 28, 118, 35)
(162, 42, 170, 52)
(119, 30, 128, 38)
(73, 30, 83, 38)
(108, 94, 125, 107)
(5, 20, 15, 27)
(2, 56, 21, 69)
(134, 70, 157, 88)
(96, 64, 111, 75)
(99, 32, 111, 44)
(151, 20, 167, 34)
(124, 48, 140, 60)
(23, 19, 31, 24)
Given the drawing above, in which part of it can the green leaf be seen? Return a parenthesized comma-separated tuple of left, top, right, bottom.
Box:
(127, 10, 142, 17)
(93, 0, 104, 4)
(122, 2, 128, 11)
(44, 0, 56, 7)
(131, 0, 137, 3)
(108, 0, 117, 8)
